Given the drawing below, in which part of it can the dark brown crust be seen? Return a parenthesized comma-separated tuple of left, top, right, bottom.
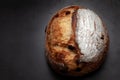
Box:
(45, 5, 109, 76)
(45, 5, 80, 73)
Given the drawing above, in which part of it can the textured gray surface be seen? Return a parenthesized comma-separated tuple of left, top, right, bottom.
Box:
(0, 0, 120, 80)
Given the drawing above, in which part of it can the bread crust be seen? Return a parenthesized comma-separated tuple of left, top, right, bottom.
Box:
(45, 5, 109, 76)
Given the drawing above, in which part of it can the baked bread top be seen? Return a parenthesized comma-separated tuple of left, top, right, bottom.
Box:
(45, 6, 109, 76)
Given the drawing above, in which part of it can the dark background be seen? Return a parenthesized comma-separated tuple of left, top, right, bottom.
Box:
(0, 0, 120, 80)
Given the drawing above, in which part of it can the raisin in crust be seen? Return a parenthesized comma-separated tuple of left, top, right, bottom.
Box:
(45, 6, 109, 76)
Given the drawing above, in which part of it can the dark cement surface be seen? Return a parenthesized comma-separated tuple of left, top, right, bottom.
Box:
(0, 0, 120, 80)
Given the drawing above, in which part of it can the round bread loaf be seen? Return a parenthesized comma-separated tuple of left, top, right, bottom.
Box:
(45, 6, 109, 76)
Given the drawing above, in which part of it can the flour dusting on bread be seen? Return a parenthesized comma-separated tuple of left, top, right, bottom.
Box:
(76, 9, 106, 62)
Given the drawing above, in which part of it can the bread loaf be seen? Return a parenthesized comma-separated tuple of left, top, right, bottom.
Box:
(45, 6, 109, 76)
